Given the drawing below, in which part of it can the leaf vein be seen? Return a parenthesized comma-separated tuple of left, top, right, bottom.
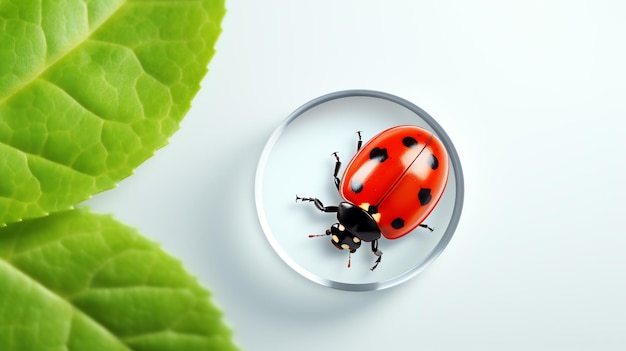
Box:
(126, 0, 205, 5)
(0, 0, 128, 105)
(121, 329, 212, 343)
(38, 77, 113, 123)
(5, 232, 112, 267)
(86, 38, 167, 88)
(0, 259, 133, 351)
(0, 138, 95, 179)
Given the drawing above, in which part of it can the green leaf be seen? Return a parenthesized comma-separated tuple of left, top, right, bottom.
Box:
(0, 208, 239, 351)
(0, 0, 225, 225)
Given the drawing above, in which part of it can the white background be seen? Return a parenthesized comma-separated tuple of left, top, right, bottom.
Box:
(87, 1, 626, 350)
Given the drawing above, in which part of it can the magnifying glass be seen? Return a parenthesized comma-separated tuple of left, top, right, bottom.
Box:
(255, 90, 464, 291)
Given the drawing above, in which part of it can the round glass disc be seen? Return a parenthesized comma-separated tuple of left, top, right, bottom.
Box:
(255, 90, 464, 291)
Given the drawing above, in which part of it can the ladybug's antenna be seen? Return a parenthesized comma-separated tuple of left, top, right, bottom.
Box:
(308, 229, 331, 238)
(347, 251, 352, 268)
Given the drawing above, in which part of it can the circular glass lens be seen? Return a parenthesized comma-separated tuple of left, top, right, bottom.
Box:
(255, 90, 464, 291)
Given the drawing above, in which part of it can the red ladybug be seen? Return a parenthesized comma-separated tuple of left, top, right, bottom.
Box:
(297, 125, 449, 270)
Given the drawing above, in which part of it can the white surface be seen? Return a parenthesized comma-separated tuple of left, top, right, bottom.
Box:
(85, 1, 626, 350)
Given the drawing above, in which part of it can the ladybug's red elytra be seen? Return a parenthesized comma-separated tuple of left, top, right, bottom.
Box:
(297, 125, 449, 270)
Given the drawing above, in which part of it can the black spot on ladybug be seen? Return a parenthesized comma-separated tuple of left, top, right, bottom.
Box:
(368, 205, 378, 214)
(418, 188, 432, 206)
(402, 136, 418, 148)
(429, 154, 439, 170)
(351, 179, 363, 193)
(369, 147, 388, 162)
(391, 218, 405, 229)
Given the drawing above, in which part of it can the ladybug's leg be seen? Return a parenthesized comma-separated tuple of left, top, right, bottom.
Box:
(419, 223, 434, 232)
(296, 196, 339, 213)
(332, 132, 362, 190)
(332, 152, 342, 190)
(370, 240, 383, 271)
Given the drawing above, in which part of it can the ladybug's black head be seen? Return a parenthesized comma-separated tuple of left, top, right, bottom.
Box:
(328, 223, 361, 253)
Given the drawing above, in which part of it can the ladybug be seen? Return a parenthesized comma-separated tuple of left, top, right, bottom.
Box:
(296, 125, 449, 270)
